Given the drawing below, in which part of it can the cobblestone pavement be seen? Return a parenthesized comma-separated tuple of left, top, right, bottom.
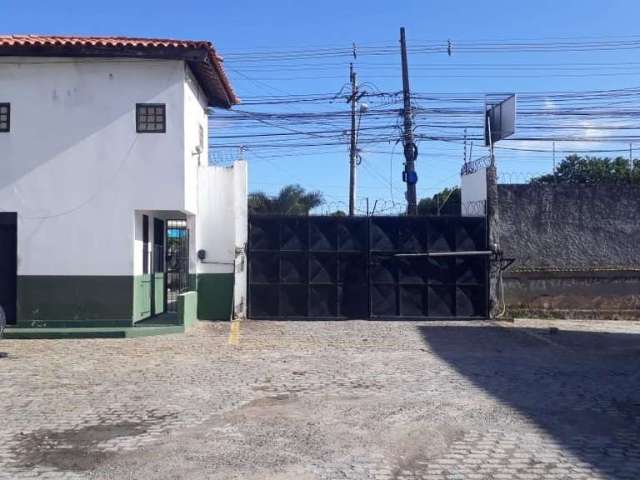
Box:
(0, 319, 639, 479)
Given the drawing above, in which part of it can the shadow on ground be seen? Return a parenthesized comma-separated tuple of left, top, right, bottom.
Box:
(417, 324, 640, 480)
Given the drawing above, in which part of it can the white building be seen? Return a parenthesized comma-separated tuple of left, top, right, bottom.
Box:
(0, 35, 247, 334)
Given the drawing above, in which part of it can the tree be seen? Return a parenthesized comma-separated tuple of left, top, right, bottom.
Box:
(530, 155, 640, 184)
(417, 187, 461, 215)
(248, 184, 324, 215)
(329, 210, 347, 216)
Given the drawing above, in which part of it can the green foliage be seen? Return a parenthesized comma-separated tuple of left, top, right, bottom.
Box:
(248, 184, 324, 215)
(530, 154, 640, 184)
(417, 187, 461, 215)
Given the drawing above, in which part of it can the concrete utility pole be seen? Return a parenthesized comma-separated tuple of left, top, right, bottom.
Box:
(553, 141, 557, 183)
(348, 62, 358, 216)
(400, 27, 418, 215)
(486, 163, 502, 318)
(463, 128, 468, 163)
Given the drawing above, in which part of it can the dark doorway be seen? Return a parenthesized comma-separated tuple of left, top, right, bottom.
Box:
(137, 214, 152, 320)
(0, 213, 17, 325)
(165, 220, 190, 312)
(152, 218, 165, 316)
(142, 214, 149, 274)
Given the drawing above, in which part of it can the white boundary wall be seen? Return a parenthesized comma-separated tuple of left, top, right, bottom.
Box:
(196, 160, 248, 319)
(461, 168, 488, 217)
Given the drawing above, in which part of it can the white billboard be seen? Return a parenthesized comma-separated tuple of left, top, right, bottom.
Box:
(485, 94, 516, 146)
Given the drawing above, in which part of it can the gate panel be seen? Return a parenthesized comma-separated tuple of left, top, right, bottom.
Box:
(338, 217, 369, 318)
(248, 215, 488, 319)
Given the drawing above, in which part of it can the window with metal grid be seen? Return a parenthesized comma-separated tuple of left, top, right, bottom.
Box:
(0, 104, 10, 132)
(136, 103, 166, 133)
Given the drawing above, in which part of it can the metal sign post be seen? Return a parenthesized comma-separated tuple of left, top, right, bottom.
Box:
(484, 94, 517, 150)
(483, 94, 516, 319)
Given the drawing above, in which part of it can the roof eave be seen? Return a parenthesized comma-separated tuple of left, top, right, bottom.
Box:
(206, 50, 240, 108)
(0, 43, 239, 109)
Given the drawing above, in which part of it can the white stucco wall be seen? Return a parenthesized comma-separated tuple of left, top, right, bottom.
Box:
(461, 167, 488, 217)
(196, 160, 248, 319)
(196, 163, 239, 275)
(0, 57, 193, 276)
(184, 66, 208, 215)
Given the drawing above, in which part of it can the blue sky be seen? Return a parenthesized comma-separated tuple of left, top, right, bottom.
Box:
(3, 0, 640, 213)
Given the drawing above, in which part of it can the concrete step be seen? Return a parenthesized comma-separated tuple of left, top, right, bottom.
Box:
(3, 325, 184, 339)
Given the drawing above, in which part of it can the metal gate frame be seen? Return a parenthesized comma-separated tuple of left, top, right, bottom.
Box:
(166, 220, 190, 313)
(247, 215, 489, 320)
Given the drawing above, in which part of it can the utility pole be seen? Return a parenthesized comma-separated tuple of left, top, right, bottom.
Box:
(553, 141, 557, 183)
(348, 62, 358, 216)
(400, 27, 418, 215)
(463, 128, 468, 164)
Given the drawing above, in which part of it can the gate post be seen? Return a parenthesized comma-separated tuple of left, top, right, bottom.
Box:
(486, 164, 502, 318)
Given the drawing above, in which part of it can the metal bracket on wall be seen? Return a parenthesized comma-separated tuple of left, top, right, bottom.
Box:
(395, 251, 493, 258)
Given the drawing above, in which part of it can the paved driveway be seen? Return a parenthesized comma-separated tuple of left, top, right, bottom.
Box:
(0, 319, 639, 479)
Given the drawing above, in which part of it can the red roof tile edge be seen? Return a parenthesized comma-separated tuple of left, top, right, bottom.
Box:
(0, 35, 239, 107)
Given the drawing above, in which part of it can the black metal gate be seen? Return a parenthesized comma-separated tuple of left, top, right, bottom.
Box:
(248, 215, 489, 319)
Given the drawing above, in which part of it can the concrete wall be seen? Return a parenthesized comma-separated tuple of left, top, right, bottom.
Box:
(498, 184, 640, 317)
(195, 160, 248, 320)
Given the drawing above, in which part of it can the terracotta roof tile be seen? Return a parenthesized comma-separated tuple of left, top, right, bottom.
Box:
(0, 35, 238, 108)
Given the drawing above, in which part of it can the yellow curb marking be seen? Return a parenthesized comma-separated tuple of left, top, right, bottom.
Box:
(228, 320, 241, 345)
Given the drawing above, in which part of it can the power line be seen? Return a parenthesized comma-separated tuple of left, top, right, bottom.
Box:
(221, 35, 640, 63)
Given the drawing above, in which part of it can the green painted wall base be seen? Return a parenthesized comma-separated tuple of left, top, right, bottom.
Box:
(3, 325, 184, 339)
(197, 273, 234, 320)
(154, 273, 166, 315)
(178, 291, 198, 328)
(17, 276, 134, 323)
(133, 274, 152, 323)
(15, 274, 170, 327)
(7, 271, 237, 336)
(16, 319, 133, 329)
